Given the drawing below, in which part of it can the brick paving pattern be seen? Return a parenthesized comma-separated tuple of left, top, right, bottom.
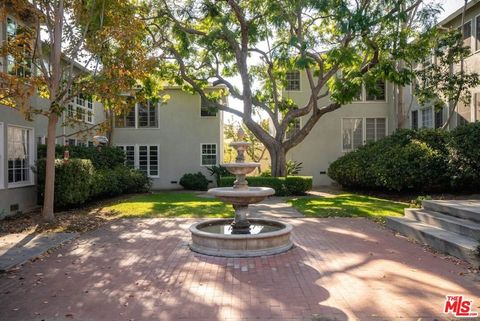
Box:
(0, 218, 478, 321)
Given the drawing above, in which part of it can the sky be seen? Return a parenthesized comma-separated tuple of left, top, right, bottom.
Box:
(223, 0, 467, 125)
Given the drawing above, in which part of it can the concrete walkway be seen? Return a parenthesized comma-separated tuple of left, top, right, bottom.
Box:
(0, 232, 78, 272)
(0, 217, 478, 321)
(249, 196, 304, 219)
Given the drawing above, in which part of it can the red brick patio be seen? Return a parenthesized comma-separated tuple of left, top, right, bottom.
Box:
(0, 218, 478, 321)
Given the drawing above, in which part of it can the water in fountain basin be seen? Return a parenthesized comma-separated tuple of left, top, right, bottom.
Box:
(198, 220, 284, 235)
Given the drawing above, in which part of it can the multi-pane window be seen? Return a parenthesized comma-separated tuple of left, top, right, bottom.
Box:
(139, 145, 159, 176)
(457, 100, 471, 127)
(342, 118, 363, 151)
(459, 21, 472, 50)
(435, 109, 444, 129)
(201, 101, 218, 117)
(285, 118, 301, 140)
(67, 138, 76, 146)
(342, 118, 387, 151)
(115, 101, 158, 128)
(138, 101, 158, 127)
(285, 71, 301, 91)
(201, 144, 217, 166)
(66, 94, 94, 124)
(6, 17, 32, 77)
(411, 110, 419, 130)
(353, 81, 386, 102)
(115, 107, 136, 128)
(7, 126, 32, 184)
(118, 146, 135, 168)
(421, 107, 433, 128)
(476, 16, 480, 51)
(365, 118, 386, 143)
(366, 81, 386, 101)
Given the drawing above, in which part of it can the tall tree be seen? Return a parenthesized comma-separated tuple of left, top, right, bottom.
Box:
(1, 0, 154, 221)
(148, 0, 439, 176)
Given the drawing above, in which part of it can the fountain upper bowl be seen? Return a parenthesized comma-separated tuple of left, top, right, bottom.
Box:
(222, 162, 260, 175)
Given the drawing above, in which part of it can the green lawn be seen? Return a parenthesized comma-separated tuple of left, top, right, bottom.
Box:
(104, 192, 234, 218)
(289, 193, 408, 222)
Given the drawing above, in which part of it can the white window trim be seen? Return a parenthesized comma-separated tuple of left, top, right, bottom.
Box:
(200, 143, 218, 166)
(115, 102, 160, 129)
(285, 118, 302, 140)
(0, 122, 4, 189)
(5, 15, 33, 77)
(341, 117, 388, 152)
(458, 19, 473, 53)
(352, 82, 387, 104)
(116, 144, 160, 178)
(420, 106, 434, 129)
(475, 14, 480, 53)
(199, 95, 219, 118)
(285, 71, 302, 92)
(7, 125, 35, 188)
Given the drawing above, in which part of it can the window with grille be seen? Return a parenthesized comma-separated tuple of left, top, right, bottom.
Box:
(201, 144, 217, 166)
(7, 126, 32, 185)
(412, 110, 418, 130)
(342, 118, 363, 151)
(458, 21, 472, 50)
(365, 118, 386, 143)
(366, 81, 386, 101)
(6, 17, 32, 77)
(285, 71, 301, 91)
(421, 107, 433, 128)
(435, 109, 444, 129)
(201, 101, 218, 117)
(139, 145, 159, 177)
(285, 118, 301, 140)
(138, 101, 158, 127)
(66, 94, 94, 124)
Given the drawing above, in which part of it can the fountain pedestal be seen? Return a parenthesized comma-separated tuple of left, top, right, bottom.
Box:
(189, 128, 293, 257)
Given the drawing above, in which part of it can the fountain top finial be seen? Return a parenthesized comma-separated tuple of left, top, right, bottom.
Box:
(237, 127, 245, 141)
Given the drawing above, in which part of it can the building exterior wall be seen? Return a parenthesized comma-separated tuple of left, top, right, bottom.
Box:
(0, 7, 107, 218)
(402, 1, 480, 131)
(112, 88, 223, 189)
(283, 71, 395, 186)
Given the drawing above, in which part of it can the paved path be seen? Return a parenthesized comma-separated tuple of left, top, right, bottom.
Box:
(249, 197, 304, 219)
(0, 232, 78, 272)
(0, 217, 478, 321)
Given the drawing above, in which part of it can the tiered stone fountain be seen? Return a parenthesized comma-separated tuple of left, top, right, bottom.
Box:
(189, 128, 293, 257)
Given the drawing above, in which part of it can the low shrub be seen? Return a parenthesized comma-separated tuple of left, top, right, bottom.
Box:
(285, 176, 313, 195)
(180, 172, 209, 191)
(36, 158, 94, 209)
(37, 158, 151, 209)
(218, 176, 312, 196)
(37, 144, 125, 169)
(206, 165, 231, 186)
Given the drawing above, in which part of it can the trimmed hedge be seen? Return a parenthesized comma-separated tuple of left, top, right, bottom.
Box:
(180, 172, 209, 191)
(37, 159, 94, 208)
(328, 123, 480, 192)
(38, 144, 125, 169)
(37, 159, 151, 209)
(218, 176, 312, 196)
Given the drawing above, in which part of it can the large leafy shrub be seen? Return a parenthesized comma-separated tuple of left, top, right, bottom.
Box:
(180, 172, 209, 191)
(328, 129, 450, 191)
(448, 122, 480, 189)
(37, 159, 151, 209)
(218, 176, 312, 196)
(38, 144, 125, 169)
(37, 159, 94, 208)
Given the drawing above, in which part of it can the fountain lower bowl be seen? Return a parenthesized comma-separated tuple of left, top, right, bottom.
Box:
(189, 218, 293, 257)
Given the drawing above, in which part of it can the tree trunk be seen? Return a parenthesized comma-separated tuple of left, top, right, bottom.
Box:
(42, 113, 58, 222)
(269, 145, 287, 177)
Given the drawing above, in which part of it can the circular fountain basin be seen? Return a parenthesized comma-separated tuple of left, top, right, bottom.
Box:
(189, 218, 293, 257)
(208, 187, 274, 205)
